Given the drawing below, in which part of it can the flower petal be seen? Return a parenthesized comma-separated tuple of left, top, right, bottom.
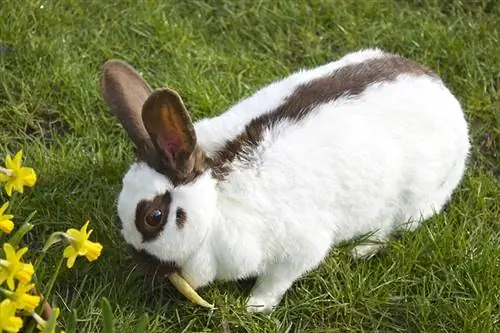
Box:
(4, 181, 13, 197)
(81, 221, 90, 235)
(5, 316, 23, 332)
(11, 180, 24, 194)
(16, 263, 34, 285)
(66, 254, 77, 269)
(84, 241, 103, 262)
(63, 245, 77, 258)
(0, 173, 9, 182)
(66, 228, 81, 239)
(4, 155, 13, 169)
(0, 201, 8, 215)
(7, 276, 16, 290)
(3, 243, 16, 259)
(0, 219, 14, 233)
(19, 293, 41, 312)
(12, 150, 23, 167)
(0, 213, 14, 220)
(15, 247, 28, 260)
(19, 167, 37, 187)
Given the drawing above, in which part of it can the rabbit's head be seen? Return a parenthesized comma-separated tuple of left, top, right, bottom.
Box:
(100, 60, 217, 272)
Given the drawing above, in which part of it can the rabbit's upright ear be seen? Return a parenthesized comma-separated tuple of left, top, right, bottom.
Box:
(99, 59, 156, 160)
(141, 88, 197, 176)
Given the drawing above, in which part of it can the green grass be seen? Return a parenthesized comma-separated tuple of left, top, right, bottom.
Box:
(1, 0, 499, 332)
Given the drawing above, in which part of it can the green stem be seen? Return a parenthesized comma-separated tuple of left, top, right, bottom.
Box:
(0, 286, 12, 298)
(4, 192, 17, 210)
(25, 257, 65, 333)
(33, 232, 67, 273)
(6, 217, 35, 248)
(41, 309, 58, 333)
(42, 256, 64, 300)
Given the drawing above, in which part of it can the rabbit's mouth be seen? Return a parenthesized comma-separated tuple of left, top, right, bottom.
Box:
(129, 247, 214, 308)
(130, 247, 179, 277)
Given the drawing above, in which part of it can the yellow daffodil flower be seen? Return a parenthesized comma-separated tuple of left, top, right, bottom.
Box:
(0, 299, 23, 333)
(0, 150, 37, 197)
(6, 282, 41, 312)
(0, 201, 14, 233)
(63, 221, 103, 268)
(0, 243, 34, 290)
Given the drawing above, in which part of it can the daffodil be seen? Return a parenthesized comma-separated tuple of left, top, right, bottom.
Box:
(0, 201, 14, 233)
(0, 299, 23, 333)
(63, 221, 103, 268)
(4, 281, 41, 312)
(0, 243, 34, 290)
(0, 150, 37, 197)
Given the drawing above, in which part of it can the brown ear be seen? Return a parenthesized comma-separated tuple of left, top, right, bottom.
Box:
(141, 88, 197, 174)
(99, 59, 156, 160)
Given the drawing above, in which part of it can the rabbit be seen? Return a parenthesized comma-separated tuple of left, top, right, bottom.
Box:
(99, 48, 470, 313)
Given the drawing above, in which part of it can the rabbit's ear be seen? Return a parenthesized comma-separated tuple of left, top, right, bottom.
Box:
(141, 88, 197, 175)
(99, 59, 156, 160)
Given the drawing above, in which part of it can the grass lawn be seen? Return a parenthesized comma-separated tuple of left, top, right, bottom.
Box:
(1, 0, 499, 332)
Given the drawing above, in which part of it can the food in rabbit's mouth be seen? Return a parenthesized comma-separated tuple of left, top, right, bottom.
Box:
(167, 272, 214, 308)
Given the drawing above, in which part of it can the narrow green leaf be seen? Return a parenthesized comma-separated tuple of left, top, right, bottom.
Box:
(101, 297, 115, 333)
(6, 218, 34, 247)
(42, 310, 58, 333)
(66, 308, 78, 333)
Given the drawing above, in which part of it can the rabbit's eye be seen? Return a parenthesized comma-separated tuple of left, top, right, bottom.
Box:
(146, 209, 163, 227)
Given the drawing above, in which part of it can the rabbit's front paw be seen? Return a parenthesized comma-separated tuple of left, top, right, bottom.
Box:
(245, 295, 279, 313)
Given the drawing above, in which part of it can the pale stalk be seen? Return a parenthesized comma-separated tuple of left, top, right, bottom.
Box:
(30, 311, 46, 326)
(0, 166, 12, 176)
(29, 311, 58, 333)
(167, 272, 214, 309)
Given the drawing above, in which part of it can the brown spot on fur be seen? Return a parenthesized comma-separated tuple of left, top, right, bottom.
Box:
(130, 247, 179, 277)
(210, 55, 438, 179)
(176, 207, 187, 228)
(135, 192, 172, 241)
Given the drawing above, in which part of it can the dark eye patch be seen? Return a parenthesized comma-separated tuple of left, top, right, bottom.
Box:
(175, 207, 187, 229)
(135, 192, 171, 242)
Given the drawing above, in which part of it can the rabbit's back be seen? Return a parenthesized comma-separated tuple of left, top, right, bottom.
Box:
(212, 52, 469, 259)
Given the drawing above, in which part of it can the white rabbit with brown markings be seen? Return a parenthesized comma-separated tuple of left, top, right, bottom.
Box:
(99, 48, 469, 313)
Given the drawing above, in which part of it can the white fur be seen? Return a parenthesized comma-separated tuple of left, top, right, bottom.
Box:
(116, 48, 470, 313)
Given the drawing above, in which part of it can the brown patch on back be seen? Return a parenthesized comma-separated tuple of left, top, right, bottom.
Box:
(210, 55, 438, 179)
(135, 192, 172, 242)
(175, 207, 187, 228)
